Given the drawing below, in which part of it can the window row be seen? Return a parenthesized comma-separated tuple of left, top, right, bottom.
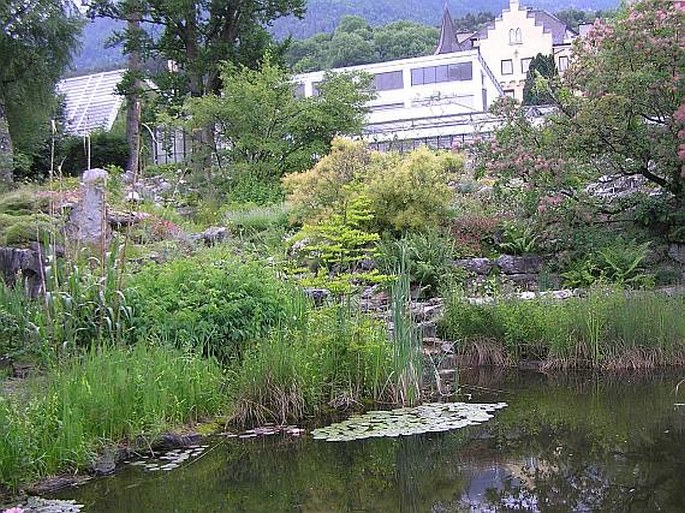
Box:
(501, 55, 570, 76)
(411, 63, 473, 86)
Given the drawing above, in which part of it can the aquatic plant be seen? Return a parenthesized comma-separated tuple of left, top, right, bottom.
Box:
(311, 402, 507, 441)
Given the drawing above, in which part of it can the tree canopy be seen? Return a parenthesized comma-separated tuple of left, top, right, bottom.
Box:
(182, 56, 375, 179)
(0, 0, 83, 182)
(477, 0, 685, 211)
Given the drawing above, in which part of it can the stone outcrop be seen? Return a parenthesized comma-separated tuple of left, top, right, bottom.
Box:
(0, 243, 58, 298)
(67, 168, 109, 245)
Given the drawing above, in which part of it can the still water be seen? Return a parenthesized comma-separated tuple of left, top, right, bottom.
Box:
(55, 371, 685, 512)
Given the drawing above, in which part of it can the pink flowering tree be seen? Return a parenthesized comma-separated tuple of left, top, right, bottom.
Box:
(561, 0, 685, 202)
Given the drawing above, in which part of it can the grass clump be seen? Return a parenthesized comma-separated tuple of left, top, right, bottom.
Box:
(229, 302, 392, 426)
(0, 344, 226, 490)
(439, 288, 685, 369)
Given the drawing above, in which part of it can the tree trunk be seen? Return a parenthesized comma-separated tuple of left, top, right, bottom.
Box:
(125, 4, 142, 174)
(0, 99, 13, 184)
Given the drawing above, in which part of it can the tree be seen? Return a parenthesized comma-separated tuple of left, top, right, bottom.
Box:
(522, 53, 558, 106)
(182, 56, 375, 180)
(89, 0, 306, 169)
(560, 0, 685, 202)
(0, 0, 83, 183)
(373, 21, 439, 62)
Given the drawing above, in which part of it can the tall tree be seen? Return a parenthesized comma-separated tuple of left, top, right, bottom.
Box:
(90, 0, 306, 170)
(183, 56, 375, 178)
(0, 0, 82, 183)
(522, 53, 557, 106)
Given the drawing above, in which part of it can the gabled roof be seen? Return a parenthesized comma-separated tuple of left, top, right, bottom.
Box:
(57, 69, 126, 135)
(434, 6, 464, 54)
(528, 9, 578, 45)
(470, 2, 576, 46)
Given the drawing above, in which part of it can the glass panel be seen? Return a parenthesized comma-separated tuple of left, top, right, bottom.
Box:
(435, 65, 449, 83)
(312, 82, 321, 96)
(411, 68, 423, 86)
(375, 71, 404, 91)
(294, 83, 305, 97)
(423, 66, 436, 84)
(501, 60, 513, 75)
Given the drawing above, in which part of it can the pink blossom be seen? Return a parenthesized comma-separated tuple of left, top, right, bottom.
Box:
(3, 508, 24, 513)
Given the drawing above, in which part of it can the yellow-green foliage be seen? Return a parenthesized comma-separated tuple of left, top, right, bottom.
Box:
(282, 137, 370, 225)
(366, 147, 463, 233)
(283, 138, 464, 233)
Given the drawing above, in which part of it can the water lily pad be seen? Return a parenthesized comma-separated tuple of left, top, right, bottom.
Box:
(311, 402, 507, 442)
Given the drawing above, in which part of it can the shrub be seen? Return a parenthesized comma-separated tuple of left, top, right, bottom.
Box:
(283, 139, 464, 234)
(286, 196, 388, 294)
(0, 213, 55, 245)
(61, 131, 130, 176)
(450, 214, 501, 257)
(365, 148, 462, 233)
(282, 137, 370, 225)
(222, 203, 289, 233)
(129, 248, 301, 361)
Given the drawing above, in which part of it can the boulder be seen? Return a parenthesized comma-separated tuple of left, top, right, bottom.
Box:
(496, 254, 544, 275)
(668, 244, 685, 264)
(454, 257, 494, 275)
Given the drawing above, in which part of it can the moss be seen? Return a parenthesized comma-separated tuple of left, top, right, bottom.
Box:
(0, 189, 50, 216)
(0, 213, 56, 246)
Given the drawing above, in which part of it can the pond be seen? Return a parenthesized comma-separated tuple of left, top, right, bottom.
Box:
(54, 370, 685, 512)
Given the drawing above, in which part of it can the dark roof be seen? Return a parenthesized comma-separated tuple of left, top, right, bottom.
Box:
(528, 9, 577, 45)
(434, 6, 464, 54)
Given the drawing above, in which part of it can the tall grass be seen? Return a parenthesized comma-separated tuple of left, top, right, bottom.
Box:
(229, 300, 393, 427)
(0, 344, 226, 490)
(388, 271, 423, 406)
(439, 288, 685, 369)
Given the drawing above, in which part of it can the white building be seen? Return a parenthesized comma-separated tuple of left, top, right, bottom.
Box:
(295, 0, 578, 149)
(294, 47, 504, 150)
(465, 0, 577, 101)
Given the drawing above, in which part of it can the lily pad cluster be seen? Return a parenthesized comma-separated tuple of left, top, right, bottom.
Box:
(129, 445, 209, 472)
(311, 402, 507, 442)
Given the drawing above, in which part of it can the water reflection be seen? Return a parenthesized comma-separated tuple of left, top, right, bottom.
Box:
(55, 371, 685, 513)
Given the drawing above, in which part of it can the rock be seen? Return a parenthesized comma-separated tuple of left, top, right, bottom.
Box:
(496, 255, 544, 275)
(668, 244, 685, 264)
(107, 211, 150, 229)
(197, 226, 228, 246)
(505, 273, 540, 288)
(12, 361, 34, 378)
(67, 168, 110, 245)
(454, 257, 494, 275)
(0, 244, 45, 297)
(16, 497, 83, 513)
(153, 432, 202, 451)
(304, 287, 330, 306)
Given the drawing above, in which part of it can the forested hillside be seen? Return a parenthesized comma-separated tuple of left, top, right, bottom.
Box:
(72, 0, 618, 73)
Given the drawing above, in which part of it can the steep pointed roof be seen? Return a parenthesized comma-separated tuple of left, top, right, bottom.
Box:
(434, 5, 464, 54)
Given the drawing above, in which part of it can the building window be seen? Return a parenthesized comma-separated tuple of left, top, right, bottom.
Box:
(504, 89, 515, 98)
(516, 28, 522, 43)
(521, 58, 532, 74)
(509, 28, 522, 44)
(312, 81, 321, 96)
(411, 63, 473, 86)
(294, 83, 305, 97)
(558, 55, 569, 72)
(374, 71, 404, 91)
(501, 59, 514, 75)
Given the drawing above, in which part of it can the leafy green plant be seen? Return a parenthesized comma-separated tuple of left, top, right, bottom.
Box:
(129, 248, 300, 361)
(377, 230, 462, 297)
(287, 195, 389, 294)
(562, 240, 653, 288)
(497, 221, 540, 255)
